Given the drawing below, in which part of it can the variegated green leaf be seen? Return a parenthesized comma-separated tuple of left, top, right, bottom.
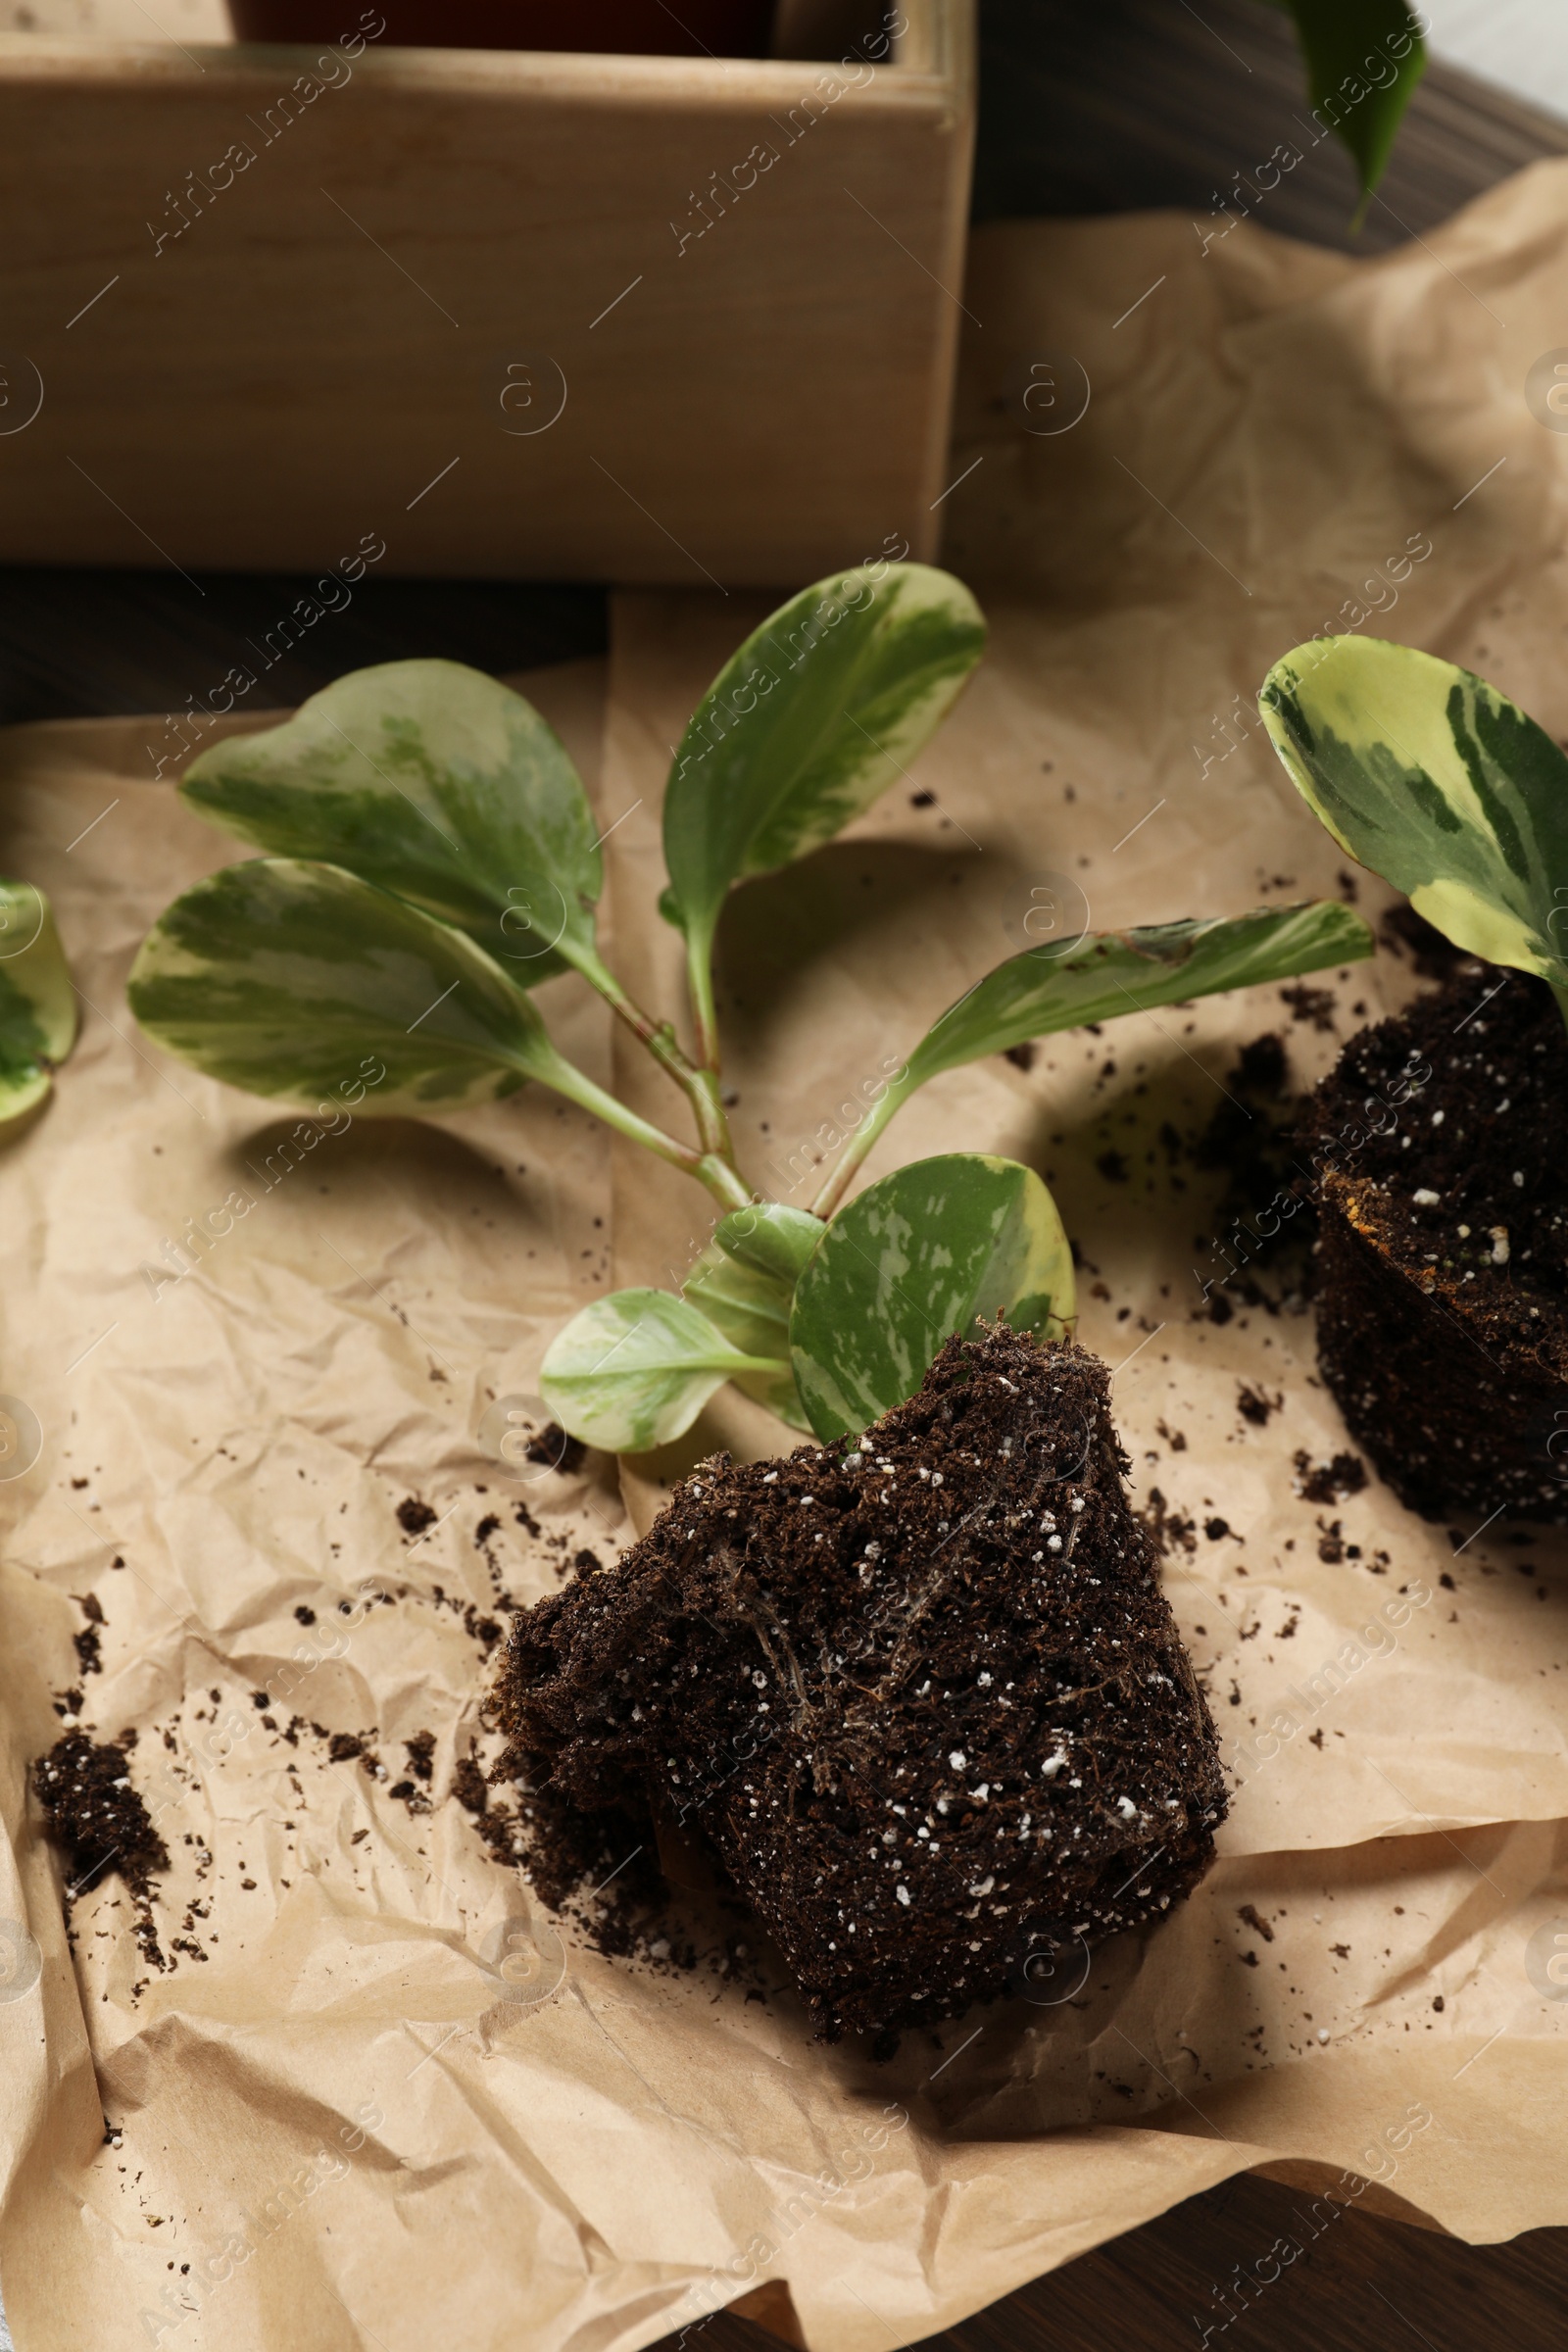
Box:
(127, 858, 583, 1115)
(662, 564, 986, 955)
(0, 879, 76, 1124)
(1261, 637, 1568, 982)
(1276, 0, 1424, 201)
(682, 1210, 819, 1430)
(841, 902, 1372, 1174)
(789, 1153, 1074, 1442)
(709, 1201, 823, 1288)
(178, 661, 602, 985)
(541, 1288, 789, 1453)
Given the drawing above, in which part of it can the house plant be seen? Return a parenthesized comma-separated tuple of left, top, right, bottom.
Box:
(127, 561, 1372, 1453)
(1260, 631, 1568, 1522)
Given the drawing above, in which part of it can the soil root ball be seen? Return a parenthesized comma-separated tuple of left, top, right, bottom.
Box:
(500, 1324, 1226, 2039)
(1298, 965, 1568, 1523)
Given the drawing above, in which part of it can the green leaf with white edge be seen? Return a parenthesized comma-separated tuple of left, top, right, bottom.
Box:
(128, 857, 576, 1116)
(1273, 0, 1424, 201)
(178, 661, 602, 984)
(1261, 636, 1568, 984)
(889, 901, 1372, 1107)
(682, 1218, 816, 1431)
(541, 1288, 790, 1453)
(0, 879, 76, 1123)
(789, 1153, 1075, 1443)
(662, 564, 986, 950)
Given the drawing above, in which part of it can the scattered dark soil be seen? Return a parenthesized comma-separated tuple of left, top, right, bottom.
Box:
(1299, 963, 1568, 1520)
(1279, 983, 1337, 1033)
(34, 1734, 169, 1898)
(73, 1590, 104, 1678)
(1136, 1489, 1199, 1556)
(31, 1485, 602, 1994)
(525, 1423, 587, 1476)
(1237, 1385, 1280, 1427)
(1292, 1450, 1367, 1507)
(499, 1324, 1226, 2041)
(396, 1497, 436, 1536)
(462, 1775, 529, 1871)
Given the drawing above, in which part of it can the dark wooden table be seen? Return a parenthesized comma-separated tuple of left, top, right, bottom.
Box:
(4, 4, 1565, 2344)
(681, 2172, 1568, 2352)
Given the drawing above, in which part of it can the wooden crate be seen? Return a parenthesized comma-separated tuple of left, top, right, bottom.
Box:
(0, 2, 974, 585)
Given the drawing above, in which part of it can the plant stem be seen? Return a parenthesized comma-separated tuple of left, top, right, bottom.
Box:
(695, 1152, 755, 1211)
(569, 941, 738, 1167)
(529, 1040, 751, 1211)
(686, 921, 722, 1073)
(809, 1064, 920, 1218)
(678, 914, 738, 1168)
(1552, 980, 1568, 1040)
(688, 1065, 733, 1162)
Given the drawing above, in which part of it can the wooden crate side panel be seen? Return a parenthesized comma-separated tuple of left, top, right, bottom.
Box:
(0, 27, 972, 584)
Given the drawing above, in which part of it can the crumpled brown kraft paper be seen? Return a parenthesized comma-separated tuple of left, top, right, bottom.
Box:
(9, 161, 1568, 2352)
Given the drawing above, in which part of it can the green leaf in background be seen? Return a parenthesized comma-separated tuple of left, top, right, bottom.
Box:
(829, 901, 1372, 1191)
(1260, 637, 1568, 984)
(1274, 0, 1425, 202)
(0, 880, 75, 1125)
(128, 858, 584, 1115)
(789, 1153, 1075, 1442)
(541, 1288, 790, 1453)
(178, 662, 603, 986)
(662, 564, 986, 956)
(682, 1210, 820, 1430)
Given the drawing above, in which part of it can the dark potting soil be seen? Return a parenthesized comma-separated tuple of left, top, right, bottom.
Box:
(499, 1324, 1226, 2040)
(1299, 962, 1568, 1521)
(33, 1733, 170, 1898)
